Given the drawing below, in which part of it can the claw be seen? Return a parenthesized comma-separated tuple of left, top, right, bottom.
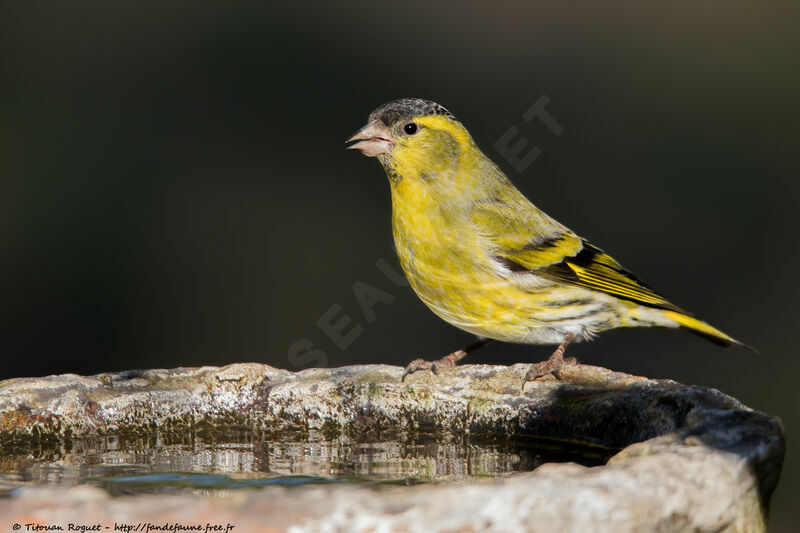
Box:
(519, 333, 577, 393)
(519, 356, 578, 392)
(400, 339, 492, 383)
(401, 358, 434, 382)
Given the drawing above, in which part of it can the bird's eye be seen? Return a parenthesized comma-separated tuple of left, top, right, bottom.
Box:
(403, 122, 418, 135)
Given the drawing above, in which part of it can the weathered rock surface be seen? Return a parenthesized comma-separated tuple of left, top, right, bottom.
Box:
(0, 363, 785, 532)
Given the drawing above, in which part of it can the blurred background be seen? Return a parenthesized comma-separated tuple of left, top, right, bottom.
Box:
(1, 1, 797, 529)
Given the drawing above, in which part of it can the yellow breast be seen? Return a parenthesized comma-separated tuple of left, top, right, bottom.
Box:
(390, 177, 535, 340)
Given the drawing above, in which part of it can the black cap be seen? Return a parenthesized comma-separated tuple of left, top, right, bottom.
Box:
(368, 98, 455, 127)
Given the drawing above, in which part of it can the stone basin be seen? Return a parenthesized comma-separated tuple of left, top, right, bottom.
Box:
(0, 363, 785, 532)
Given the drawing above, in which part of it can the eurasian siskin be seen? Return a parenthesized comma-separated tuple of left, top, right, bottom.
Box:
(347, 98, 749, 385)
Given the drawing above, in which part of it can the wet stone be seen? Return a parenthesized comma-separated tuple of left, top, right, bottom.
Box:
(0, 363, 785, 532)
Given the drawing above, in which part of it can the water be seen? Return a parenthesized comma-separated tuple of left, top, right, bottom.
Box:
(0, 432, 615, 496)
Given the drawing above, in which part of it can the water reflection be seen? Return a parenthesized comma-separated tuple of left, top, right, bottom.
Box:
(0, 432, 613, 495)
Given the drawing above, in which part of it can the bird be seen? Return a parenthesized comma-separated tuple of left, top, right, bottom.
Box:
(346, 98, 750, 388)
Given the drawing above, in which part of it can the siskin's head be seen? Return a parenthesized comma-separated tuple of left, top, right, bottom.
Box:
(347, 98, 477, 183)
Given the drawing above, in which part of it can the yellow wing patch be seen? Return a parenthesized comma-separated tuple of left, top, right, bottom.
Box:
(469, 201, 683, 312)
(537, 242, 686, 313)
(470, 203, 583, 270)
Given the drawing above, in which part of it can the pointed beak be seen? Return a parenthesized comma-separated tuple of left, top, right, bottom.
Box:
(346, 120, 393, 157)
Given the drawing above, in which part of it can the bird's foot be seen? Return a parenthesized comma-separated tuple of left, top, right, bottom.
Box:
(520, 333, 576, 393)
(401, 338, 492, 382)
(521, 355, 577, 386)
(401, 350, 463, 382)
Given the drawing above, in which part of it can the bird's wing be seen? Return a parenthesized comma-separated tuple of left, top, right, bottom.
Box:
(534, 242, 686, 312)
(471, 202, 686, 313)
(470, 201, 584, 270)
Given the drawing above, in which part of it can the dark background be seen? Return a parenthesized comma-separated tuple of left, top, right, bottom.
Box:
(2, 2, 797, 529)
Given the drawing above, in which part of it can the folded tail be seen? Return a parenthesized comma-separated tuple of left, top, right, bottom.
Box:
(661, 310, 756, 352)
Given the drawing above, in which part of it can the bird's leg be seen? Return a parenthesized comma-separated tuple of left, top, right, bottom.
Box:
(402, 337, 492, 381)
(521, 332, 577, 392)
